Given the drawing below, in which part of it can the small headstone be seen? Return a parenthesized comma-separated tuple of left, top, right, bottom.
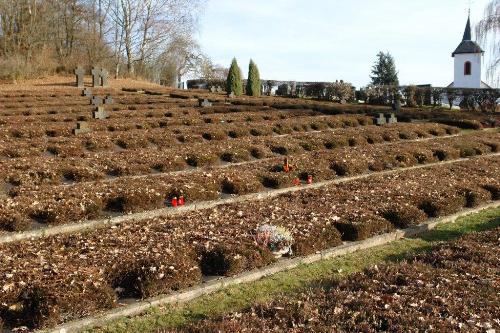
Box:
(103, 95, 113, 105)
(92, 106, 109, 120)
(91, 96, 103, 106)
(339, 99, 347, 105)
(73, 121, 90, 135)
(91, 67, 100, 87)
(375, 113, 387, 126)
(100, 68, 109, 87)
(228, 92, 235, 98)
(74, 67, 85, 88)
(387, 113, 398, 124)
(210, 86, 216, 93)
(199, 98, 212, 107)
(83, 88, 92, 97)
(82, 88, 92, 97)
(216, 86, 223, 93)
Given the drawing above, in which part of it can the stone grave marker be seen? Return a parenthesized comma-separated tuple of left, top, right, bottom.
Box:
(210, 86, 216, 93)
(74, 67, 85, 88)
(103, 95, 113, 105)
(387, 113, 398, 124)
(73, 121, 90, 135)
(82, 88, 92, 97)
(91, 96, 103, 106)
(199, 98, 212, 107)
(228, 91, 235, 98)
(100, 68, 109, 87)
(216, 86, 223, 93)
(92, 106, 109, 120)
(91, 67, 100, 87)
(375, 113, 387, 126)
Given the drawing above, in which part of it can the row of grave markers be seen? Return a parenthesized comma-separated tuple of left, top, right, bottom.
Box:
(210, 86, 224, 93)
(74, 67, 109, 88)
(197, 92, 235, 108)
(73, 88, 114, 135)
(375, 113, 397, 125)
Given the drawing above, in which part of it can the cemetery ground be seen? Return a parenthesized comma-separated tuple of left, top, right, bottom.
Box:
(87, 207, 500, 333)
(0, 76, 499, 331)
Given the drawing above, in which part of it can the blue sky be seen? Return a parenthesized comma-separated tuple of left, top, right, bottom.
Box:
(197, 0, 495, 88)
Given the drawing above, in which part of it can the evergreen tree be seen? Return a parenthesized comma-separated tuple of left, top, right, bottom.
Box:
(246, 60, 261, 96)
(370, 52, 399, 86)
(226, 58, 243, 96)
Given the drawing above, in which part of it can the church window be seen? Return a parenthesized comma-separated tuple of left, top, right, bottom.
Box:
(464, 61, 471, 75)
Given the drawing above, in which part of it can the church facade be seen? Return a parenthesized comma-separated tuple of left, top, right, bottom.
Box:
(449, 15, 491, 89)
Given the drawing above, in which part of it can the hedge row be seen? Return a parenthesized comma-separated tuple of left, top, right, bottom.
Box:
(183, 227, 500, 332)
(0, 114, 374, 158)
(0, 130, 496, 232)
(0, 123, 454, 188)
(0, 156, 498, 329)
(0, 106, 321, 138)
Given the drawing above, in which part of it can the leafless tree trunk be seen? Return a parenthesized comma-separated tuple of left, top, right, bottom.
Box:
(476, 0, 500, 87)
(0, 0, 205, 80)
(106, 0, 203, 76)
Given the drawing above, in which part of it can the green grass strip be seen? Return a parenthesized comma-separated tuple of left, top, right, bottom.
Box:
(88, 207, 500, 333)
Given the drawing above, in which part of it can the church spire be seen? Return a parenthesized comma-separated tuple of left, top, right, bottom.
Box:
(452, 13, 484, 57)
(462, 14, 472, 41)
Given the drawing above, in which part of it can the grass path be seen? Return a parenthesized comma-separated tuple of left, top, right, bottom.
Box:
(87, 207, 500, 333)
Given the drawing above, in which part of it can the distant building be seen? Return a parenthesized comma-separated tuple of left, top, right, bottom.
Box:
(449, 14, 491, 89)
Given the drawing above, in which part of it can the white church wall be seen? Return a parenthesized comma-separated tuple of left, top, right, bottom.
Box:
(453, 53, 482, 88)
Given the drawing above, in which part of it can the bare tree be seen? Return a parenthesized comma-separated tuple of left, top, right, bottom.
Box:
(0, 0, 206, 80)
(476, 0, 500, 87)
(47, 0, 87, 66)
(106, 0, 204, 76)
(0, 0, 50, 59)
(155, 34, 203, 86)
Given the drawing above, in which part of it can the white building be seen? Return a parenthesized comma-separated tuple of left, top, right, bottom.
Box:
(449, 15, 491, 89)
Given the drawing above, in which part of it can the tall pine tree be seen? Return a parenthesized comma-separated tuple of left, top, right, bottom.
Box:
(370, 52, 399, 86)
(246, 60, 261, 96)
(226, 58, 243, 96)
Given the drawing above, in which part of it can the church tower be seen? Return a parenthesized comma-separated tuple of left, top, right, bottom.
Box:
(451, 15, 487, 89)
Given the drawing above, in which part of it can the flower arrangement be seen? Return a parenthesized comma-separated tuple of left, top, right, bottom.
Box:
(255, 224, 294, 258)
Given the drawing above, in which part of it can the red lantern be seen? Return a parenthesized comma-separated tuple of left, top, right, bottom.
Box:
(307, 175, 313, 184)
(293, 178, 300, 186)
(178, 196, 185, 206)
(171, 197, 178, 207)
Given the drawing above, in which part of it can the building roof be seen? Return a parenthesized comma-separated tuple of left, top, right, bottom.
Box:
(447, 81, 493, 89)
(452, 15, 484, 56)
(462, 15, 472, 40)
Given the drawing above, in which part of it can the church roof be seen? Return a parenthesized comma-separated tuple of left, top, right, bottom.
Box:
(462, 15, 472, 40)
(452, 15, 484, 57)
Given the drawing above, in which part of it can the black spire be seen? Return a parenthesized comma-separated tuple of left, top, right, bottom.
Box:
(452, 14, 483, 57)
(462, 15, 472, 41)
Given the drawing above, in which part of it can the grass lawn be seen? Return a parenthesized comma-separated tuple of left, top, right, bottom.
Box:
(88, 207, 500, 333)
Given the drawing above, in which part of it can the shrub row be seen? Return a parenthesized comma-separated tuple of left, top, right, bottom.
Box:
(0, 114, 374, 158)
(0, 123, 459, 189)
(183, 227, 500, 333)
(0, 130, 497, 231)
(0, 156, 498, 328)
(0, 107, 323, 138)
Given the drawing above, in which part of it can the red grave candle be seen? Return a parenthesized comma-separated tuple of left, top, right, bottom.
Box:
(171, 197, 178, 207)
(178, 196, 185, 206)
(283, 158, 290, 173)
(307, 175, 313, 184)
